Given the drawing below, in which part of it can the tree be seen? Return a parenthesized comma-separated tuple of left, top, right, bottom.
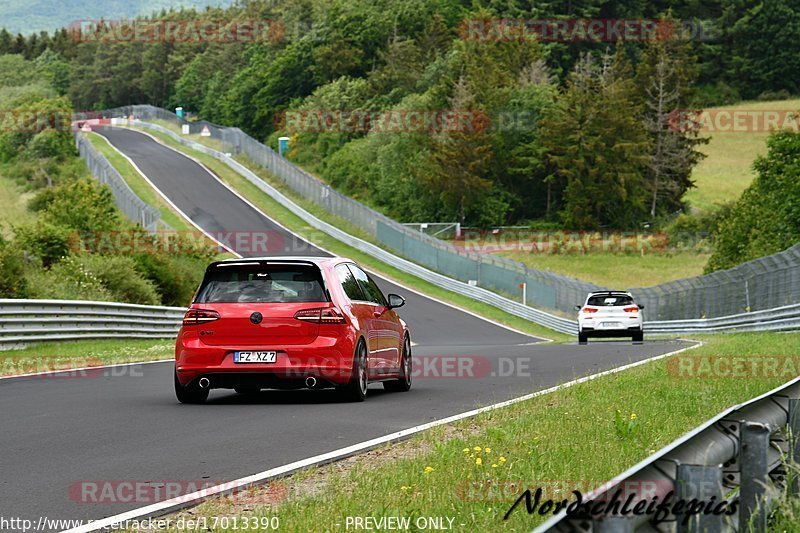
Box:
(541, 51, 651, 229)
(424, 76, 495, 226)
(636, 29, 707, 218)
(34, 49, 70, 95)
(729, 0, 800, 98)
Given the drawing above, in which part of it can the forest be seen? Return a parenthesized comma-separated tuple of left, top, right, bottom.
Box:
(1, 0, 798, 272)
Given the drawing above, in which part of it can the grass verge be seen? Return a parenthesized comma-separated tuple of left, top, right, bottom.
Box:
(0, 338, 173, 376)
(0, 172, 35, 239)
(498, 250, 710, 289)
(129, 125, 570, 342)
(143, 332, 798, 532)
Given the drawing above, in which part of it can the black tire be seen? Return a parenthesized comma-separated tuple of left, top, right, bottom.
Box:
(174, 371, 209, 404)
(338, 340, 368, 402)
(578, 331, 588, 345)
(384, 335, 412, 392)
(234, 387, 260, 394)
(632, 331, 644, 343)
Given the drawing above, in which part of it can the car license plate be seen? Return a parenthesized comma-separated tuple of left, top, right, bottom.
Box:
(234, 351, 277, 363)
(601, 322, 622, 328)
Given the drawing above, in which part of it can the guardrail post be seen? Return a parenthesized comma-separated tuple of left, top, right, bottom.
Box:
(739, 421, 771, 532)
(592, 515, 633, 532)
(789, 398, 800, 495)
(676, 464, 723, 533)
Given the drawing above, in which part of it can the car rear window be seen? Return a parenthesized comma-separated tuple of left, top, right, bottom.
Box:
(195, 263, 329, 303)
(587, 294, 634, 307)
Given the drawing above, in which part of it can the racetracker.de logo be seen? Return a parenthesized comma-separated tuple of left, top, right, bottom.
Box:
(457, 18, 715, 42)
(668, 355, 800, 379)
(68, 19, 285, 44)
(669, 109, 800, 133)
(69, 480, 287, 504)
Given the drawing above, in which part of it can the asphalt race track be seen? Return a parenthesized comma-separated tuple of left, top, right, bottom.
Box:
(0, 127, 692, 527)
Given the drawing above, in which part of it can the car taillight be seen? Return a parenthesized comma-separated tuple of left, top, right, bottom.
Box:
(294, 307, 346, 324)
(183, 309, 220, 325)
(624, 306, 639, 313)
(582, 307, 598, 313)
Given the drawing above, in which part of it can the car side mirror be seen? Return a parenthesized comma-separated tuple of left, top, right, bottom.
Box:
(387, 294, 405, 309)
(638, 304, 645, 310)
(574, 305, 582, 311)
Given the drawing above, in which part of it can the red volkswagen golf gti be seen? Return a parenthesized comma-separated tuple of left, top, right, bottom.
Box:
(174, 257, 411, 403)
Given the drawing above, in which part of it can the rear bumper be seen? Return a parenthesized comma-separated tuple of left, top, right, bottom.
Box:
(175, 335, 356, 387)
(580, 326, 643, 338)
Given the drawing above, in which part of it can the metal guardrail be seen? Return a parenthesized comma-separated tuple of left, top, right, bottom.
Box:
(0, 299, 185, 349)
(535, 376, 800, 532)
(75, 132, 162, 232)
(645, 303, 800, 334)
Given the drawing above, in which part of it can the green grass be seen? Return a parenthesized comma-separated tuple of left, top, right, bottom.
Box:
(497, 250, 710, 289)
(0, 338, 173, 376)
(0, 173, 35, 239)
(130, 125, 571, 342)
(686, 98, 800, 213)
(159, 332, 797, 532)
(87, 132, 193, 232)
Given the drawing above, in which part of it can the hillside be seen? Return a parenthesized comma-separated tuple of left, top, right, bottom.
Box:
(686, 98, 800, 213)
(0, 0, 235, 34)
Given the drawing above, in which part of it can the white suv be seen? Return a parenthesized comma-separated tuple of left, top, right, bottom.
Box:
(575, 291, 644, 344)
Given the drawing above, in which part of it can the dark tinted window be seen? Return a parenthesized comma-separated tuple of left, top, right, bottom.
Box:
(587, 294, 634, 307)
(195, 263, 328, 303)
(335, 264, 365, 301)
(349, 265, 387, 306)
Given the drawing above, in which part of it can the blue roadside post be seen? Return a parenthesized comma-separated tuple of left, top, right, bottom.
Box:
(278, 136, 290, 156)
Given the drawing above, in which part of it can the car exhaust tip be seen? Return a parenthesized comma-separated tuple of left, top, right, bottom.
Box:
(198, 377, 211, 389)
(305, 376, 317, 388)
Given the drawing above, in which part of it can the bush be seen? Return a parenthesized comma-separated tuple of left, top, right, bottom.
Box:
(26, 128, 75, 160)
(132, 253, 207, 307)
(41, 178, 121, 232)
(0, 242, 29, 298)
(664, 206, 732, 252)
(26, 255, 160, 305)
(14, 220, 75, 267)
(77, 255, 161, 305)
(25, 256, 113, 302)
(756, 89, 793, 102)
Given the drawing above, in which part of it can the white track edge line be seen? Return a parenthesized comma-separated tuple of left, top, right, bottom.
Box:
(61, 340, 702, 533)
